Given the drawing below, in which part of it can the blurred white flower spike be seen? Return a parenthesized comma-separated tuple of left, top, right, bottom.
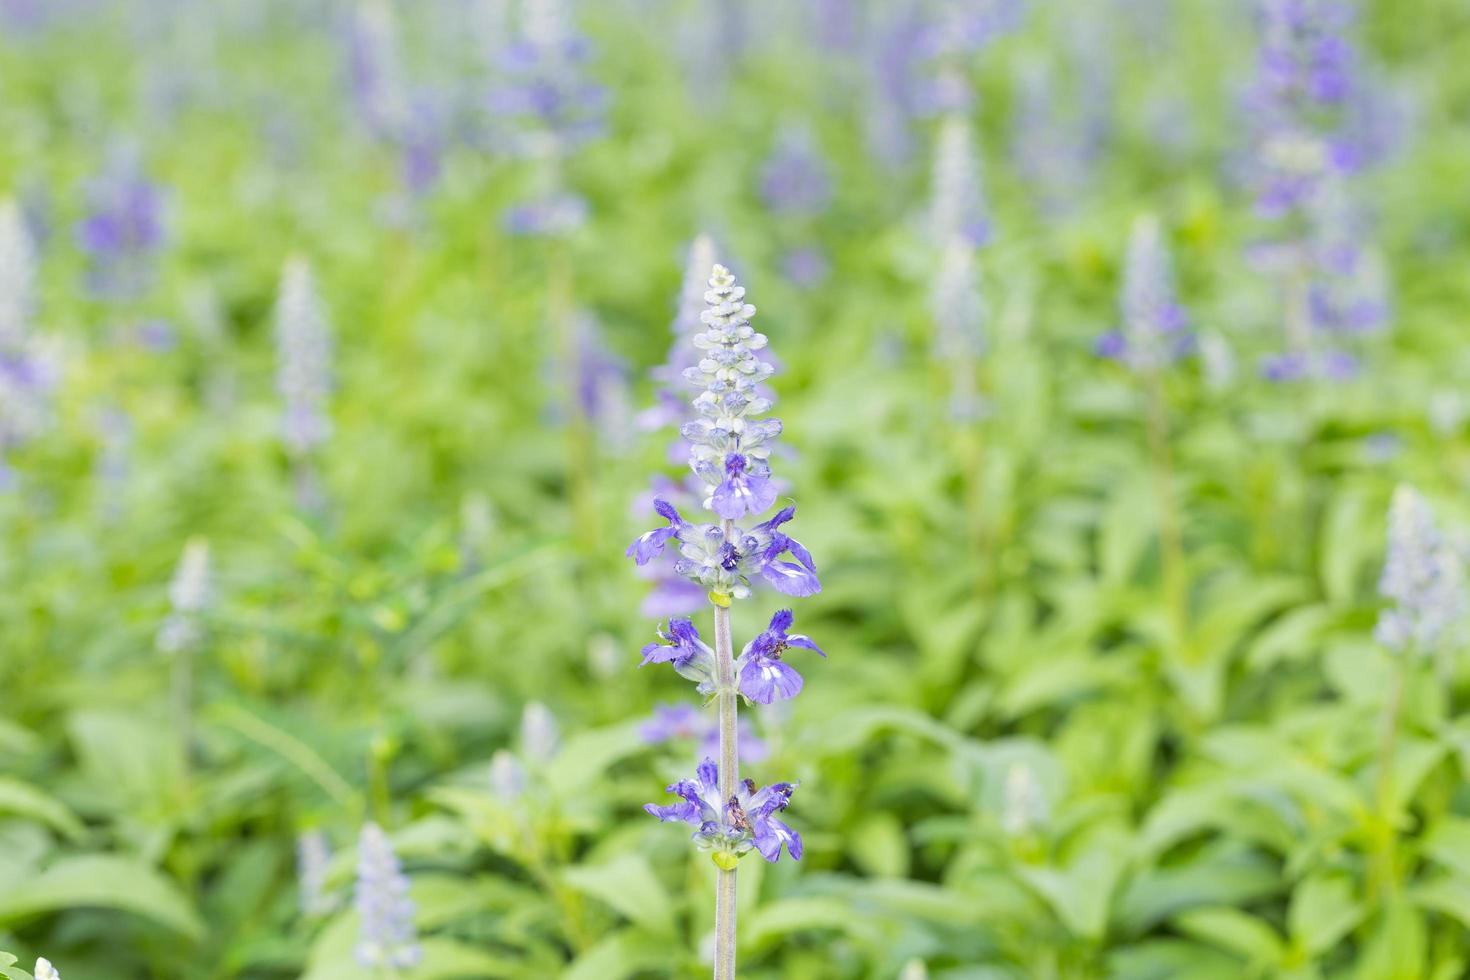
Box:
(156, 537, 212, 655)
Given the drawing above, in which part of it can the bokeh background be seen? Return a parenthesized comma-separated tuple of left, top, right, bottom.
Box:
(2, 0, 1470, 977)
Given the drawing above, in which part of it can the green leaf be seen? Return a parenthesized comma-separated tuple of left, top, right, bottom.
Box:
(0, 855, 204, 941)
(543, 724, 646, 796)
(815, 706, 969, 755)
(746, 897, 866, 949)
(1172, 907, 1283, 965)
(562, 930, 672, 980)
(207, 703, 360, 810)
(0, 777, 86, 840)
(1422, 816, 1470, 875)
(1018, 847, 1126, 940)
(1107, 939, 1251, 980)
(1115, 845, 1279, 935)
(1356, 899, 1425, 980)
(1288, 872, 1361, 957)
(1098, 470, 1153, 586)
(561, 854, 673, 935)
(1319, 486, 1374, 605)
(849, 812, 910, 878)
(67, 711, 178, 812)
(1410, 877, 1470, 930)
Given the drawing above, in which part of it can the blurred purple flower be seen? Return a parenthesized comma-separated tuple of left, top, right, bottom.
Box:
(639, 703, 768, 762)
(353, 823, 421, 970)
(491, 0, 607, 157)
(274, 258, 333, 458)
(504, 192, 588, 237)
(782, 246, 830, 288)
(1097, 215, 1192, 372)
(75, 149, 168, 300)
(929, 117, 986, 205)
(759, 126, 832, 218)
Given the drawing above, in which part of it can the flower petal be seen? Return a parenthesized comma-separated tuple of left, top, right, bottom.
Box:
(739, 657, 804, 704)
(627, 525, 677, 565)
(788, 633, 825, 657)
(761, 560, 821, 597)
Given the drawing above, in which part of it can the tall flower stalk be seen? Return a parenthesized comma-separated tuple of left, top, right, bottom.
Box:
(628, 264, 820, 978)
(157, 536, 211, 805)
(273, 257, 333, 513)
(1370, 486, 1467, 901)
(0, 198, 58, 488)
(1098, 215, 1193, 654)
(353, 822, 421, 973)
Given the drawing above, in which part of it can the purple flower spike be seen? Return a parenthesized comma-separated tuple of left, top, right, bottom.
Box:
(735, 609, 825, 704)
(644, 759, 802, 863)
(1100, 215, 1192, 373)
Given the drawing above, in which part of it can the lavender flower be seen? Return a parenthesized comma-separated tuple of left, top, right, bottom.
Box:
(629, 260, 821, 973)
(1245, 0, 1362, 218)
(345, 0, 409, 140)
(273, 258, 333, 458)
(1010, 59, 1093, 214)
(734, 610, 825, 705)
(1375, 486, 1467, 656)
(632, 480, 709, 618)
(639, 703, 768, 762)
(297, 830, 335, 918)
(680, 266, 783, 519)
(672, 235, 719, 339)
(492, 0, 607, 157)
(931, 238, 984, 361)
(759, 126, 832, 218)
(489, 748, 527, 800)
(75, 148, 167, 300)
(643, 237, 721, 447)
(503, 193, 588, 237)
(929, 115, 989, 247)
(639, 618, 718, 695)
(353, 823, 421, 970)
(865, 0, 1024, 168)
(0, 200, 58, 487)
(34, 959, 60, 980)
(519, 701, 560, 764)
(570, 311, 632, 446)
(645, 758, 802, 864)
(781, 246, 830, 288)
(1096, 216, 1191, 372)
(156, 537, 211, 656)
(1303, 177, 1390, 336)
(1259, 348, 1358, 382)
(628, 501, 819, 600)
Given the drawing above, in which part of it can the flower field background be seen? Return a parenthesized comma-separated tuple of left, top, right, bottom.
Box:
(2, 0, 1470, 977)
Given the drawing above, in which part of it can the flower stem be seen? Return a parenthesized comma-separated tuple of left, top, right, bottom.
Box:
(713, 518, 739, 980)
(1371, 655, 1406, 903)
(1144, 374, 1188, 660)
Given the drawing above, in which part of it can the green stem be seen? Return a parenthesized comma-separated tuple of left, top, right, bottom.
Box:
(713, 519, 739, 980)
(1144, 374, 1188, 658)
(1371, 656, 1406, 903)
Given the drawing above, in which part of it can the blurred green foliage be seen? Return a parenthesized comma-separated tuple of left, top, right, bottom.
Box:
(2, 0, 1470, 977)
